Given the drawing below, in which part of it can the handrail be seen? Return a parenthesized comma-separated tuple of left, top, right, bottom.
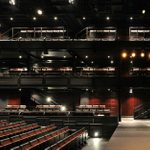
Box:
(48, 128, 86, 150)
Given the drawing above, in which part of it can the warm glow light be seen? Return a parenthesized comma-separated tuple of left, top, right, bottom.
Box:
(141, 52, 145, 58)
(61, 106, 66, 111)
(148, 53, 150, 59)
(130, 17, 133, 20)
(142, 9, 146, 14)
(46, 97, 52, 102)
(122, 52, 127, 58)
(82, 17, 86, 20)
(9, 0, 16, 5)
(19, 55, 22, 59)
(85, 55, 88, 59)
(33, 17, 37, 21)
(131, 52, 136, 58)
(10, 17, 14, 21)
(37, 9, 43, 15)
(94, 131, 99, 137)
(106, 16, 110, 20)
(54, 16, 58, 20)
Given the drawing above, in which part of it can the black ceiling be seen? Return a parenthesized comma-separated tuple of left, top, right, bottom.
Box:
(0, 0, 150, 34)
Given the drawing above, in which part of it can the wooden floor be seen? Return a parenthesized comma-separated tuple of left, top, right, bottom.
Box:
(106, 118, 150, 150)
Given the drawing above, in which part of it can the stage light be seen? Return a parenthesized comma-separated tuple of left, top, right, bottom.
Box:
(85, 55, 88, 59)
(33, 17, 37, 21)
(10, 17, 14, 21)
(129, 88, 133, 94)
(82, 17, 86, 20)
(121, 52, 127, 58)
(108, 56, 110, 59)
(142, 9, 146, 14)
(110, 60, 114, 64)
(9, 0, 16, 5)
(130, 17, 133, 20)
(68, 0, 75, 4)
(37, 9, 43, 15)
(54, 16, 58, 20)
(131, 52, 136, 58)
(19, 55, 22, 59)
(46, 97, 52, 102)
(94, 131, 99, 137)
(19, 88, 22, 91)
(91, 61, 94, 64)
(86, 88, 89, 91)
(140, 52, 145, 58)
(63, 55, 66, 58)
(130, 60, 133, 64)
(106, 16, 110, 21)
(60, 106, 66, 111)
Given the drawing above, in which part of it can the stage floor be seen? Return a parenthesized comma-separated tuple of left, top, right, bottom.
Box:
(106, 118, 150, 150)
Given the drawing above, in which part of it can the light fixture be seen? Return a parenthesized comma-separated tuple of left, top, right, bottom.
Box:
(68, 0, 75, 4)
(148, 53, 150, 59)
(60, 106, 66, 111)
(130, 17, 133, 20)
(121, 52, 127, 58)
(110, 60, 114, 64)
(131, 52, 136, 58)
(10, 17, 14, 21)
(19, 55, 22, 59)
(85, 55, 88, 59)
(54, 16, 58, 20)
(130, 60, 133, 64)
(81, 61, 84, 64)
(37, 9, 43, 15)
(9, 0, 16, 5)
(106, 16, 110, 21)
(94, 131, 99, 137)
(41, 55, 44, 59)
(46, 97, 52, 102)
(63, 55, 66, 58)
(33, 17, 37, 21)
(108, 88, 111, 91)
(129, 88, 133, 94)
(19, 88, 22, 91)
(108, 56, 110, 59)
(140, 52, 145, 58)
(142, 9, 146, 14)
(91, 61, 94, 64)
(82, 17, 86, 20)
(47, 60, 52, 63)
(86, 88, 89, 91)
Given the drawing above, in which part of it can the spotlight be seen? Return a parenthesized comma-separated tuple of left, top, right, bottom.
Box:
(85, 55, 88, 59)
(10, 17, 14, 21)
(33, 17, 37, 21)
(9, 0, 16, 5)
(54, 16, 58, 20)
(19, 55, 22, 59)
(60, 106, 66, 111)
(110, 60, 114, 64)
(142, 9, 146, 14)
(46, 97, 52, 102)
(131, 52, 136, 58)
(68, 0, 75, 4)
(129, 88, 133, 94)
(37, 9, 43, 15)
(140, 52, 145, 58)
(82, 17, 86, 20)
(94, 131, 99, 137)
(106, 16, 110, 21)
(121, 52, 127, 58)
(130, 17, 133, 20)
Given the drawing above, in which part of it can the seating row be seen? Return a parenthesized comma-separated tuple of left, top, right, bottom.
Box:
(0, 124, 56, 149)
(11, 126, 70, 150)
(0, 123, 39, 139)
(0, 121, 26, 131)
(45, 128, 87, 150)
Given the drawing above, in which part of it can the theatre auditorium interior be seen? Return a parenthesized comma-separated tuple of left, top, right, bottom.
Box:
(1, 0, 150, 150)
